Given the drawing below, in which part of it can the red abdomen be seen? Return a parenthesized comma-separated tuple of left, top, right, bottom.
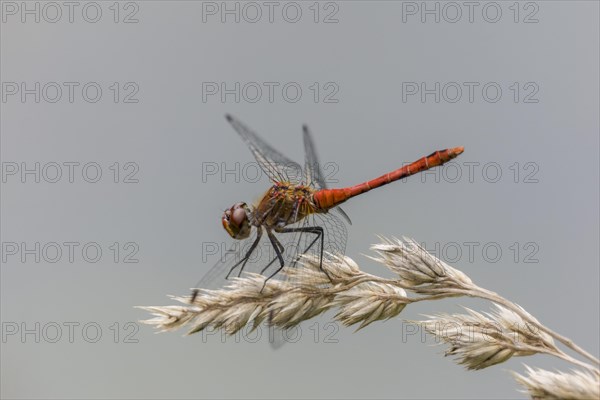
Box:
(313, 147, 464, 210)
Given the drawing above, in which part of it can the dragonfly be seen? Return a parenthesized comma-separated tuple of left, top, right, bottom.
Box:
(191, 114, 464, 301)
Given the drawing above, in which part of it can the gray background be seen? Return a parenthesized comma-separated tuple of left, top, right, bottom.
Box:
(1, 1, 598, 399)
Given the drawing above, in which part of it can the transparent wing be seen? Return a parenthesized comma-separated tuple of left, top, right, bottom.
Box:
(192, 229, 261, 292)
(261, 211, 348, 288)
(302, 124, 323, 188)
(302, 124, 352, 225)
(226, 114, 303, 184)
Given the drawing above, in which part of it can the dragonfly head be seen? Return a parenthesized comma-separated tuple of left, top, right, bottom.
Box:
(222, 202, 251, 240)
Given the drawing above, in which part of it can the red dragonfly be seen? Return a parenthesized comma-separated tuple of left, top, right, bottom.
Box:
(191, 115, 463, 299)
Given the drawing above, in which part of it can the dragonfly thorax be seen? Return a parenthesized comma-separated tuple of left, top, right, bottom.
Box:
(222, 202, 252, 239)
(253, 183, 319, 230)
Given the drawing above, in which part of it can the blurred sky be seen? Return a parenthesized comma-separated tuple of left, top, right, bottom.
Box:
(1, 1, 599, 399)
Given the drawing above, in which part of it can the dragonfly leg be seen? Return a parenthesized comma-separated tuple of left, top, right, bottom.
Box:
(279, 226, 332, 282)
(260, 231, 287, 292)
(267, 230, 285, 269)
(261, 239, 284, 275)
(226, 228, 263, 279)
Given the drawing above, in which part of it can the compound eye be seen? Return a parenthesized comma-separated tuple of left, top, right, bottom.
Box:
(231, 207, 246, 226)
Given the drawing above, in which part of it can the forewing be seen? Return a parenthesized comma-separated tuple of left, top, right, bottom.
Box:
(302, 124, 352, 225)
(226, 114, 303, 184)
(302, 124, 323, 188)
